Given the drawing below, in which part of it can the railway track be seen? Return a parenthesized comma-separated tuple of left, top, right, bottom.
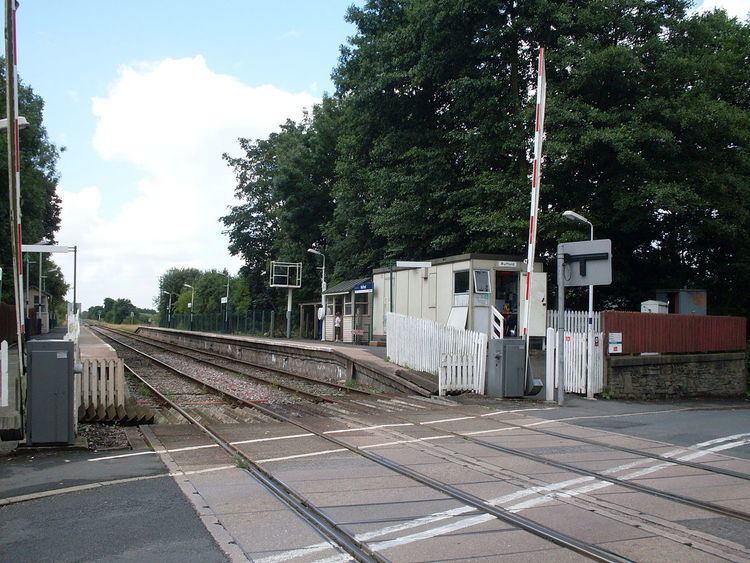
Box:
(97, 326, 379, 404)
(91, 326, 632, 561)
(92, 325, 750, 560)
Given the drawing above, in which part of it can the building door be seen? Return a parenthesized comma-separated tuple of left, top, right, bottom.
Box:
(495, 271, 519, 336)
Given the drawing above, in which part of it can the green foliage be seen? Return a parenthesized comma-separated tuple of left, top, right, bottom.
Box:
(0, 60, 64, 303)
(83, 297, 141, 324)
(221, 2, 750, 316)
(155, 267, 253, 319)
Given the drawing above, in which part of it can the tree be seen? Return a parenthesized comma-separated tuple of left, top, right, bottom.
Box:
(155, 267, 200, 320)
(222, 101, 339, 304)
(0, 61, 63, 303)
(223, 1, 750, 317)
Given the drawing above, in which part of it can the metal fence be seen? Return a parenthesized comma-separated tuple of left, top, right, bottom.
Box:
(164, 310, 300, 338)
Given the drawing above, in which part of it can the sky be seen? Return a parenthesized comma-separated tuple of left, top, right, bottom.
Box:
(10, 0, 750, 311)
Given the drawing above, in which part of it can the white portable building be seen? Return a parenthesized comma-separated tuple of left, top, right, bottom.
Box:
(372, 254, 547, 340)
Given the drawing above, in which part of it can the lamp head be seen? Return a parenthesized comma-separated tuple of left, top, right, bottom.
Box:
(183, 283, 193, 289)
(562, 210, 590, 225)
(307, 248, 322, 256)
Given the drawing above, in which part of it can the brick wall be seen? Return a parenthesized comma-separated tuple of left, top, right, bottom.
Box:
(606, 352, 746, 400)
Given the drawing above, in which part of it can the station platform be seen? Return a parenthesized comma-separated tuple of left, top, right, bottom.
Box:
(137, 326, 440, 396)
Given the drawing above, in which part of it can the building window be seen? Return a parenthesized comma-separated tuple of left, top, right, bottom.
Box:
(354, 293, 369, 316)
(344, 294, 353, 316)
(473, 270, 490, 293)
(454, 270, 470, 294)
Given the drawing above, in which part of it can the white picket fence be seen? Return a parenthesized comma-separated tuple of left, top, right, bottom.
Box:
(76, 358, 126, 415)
(546, 327, 604, 395)
(0, 340, 7, 408)
(547, 310, 601, 333)
(65, 312, 81, 344)
(386, 313, 487, 395)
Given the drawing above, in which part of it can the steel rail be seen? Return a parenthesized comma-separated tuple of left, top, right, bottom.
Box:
(95, 327, 334, 404)
(340, 395, 750, 483)
(490, 419, 750, 483)
(102, 326, 377, 399)
(96, 327, 630, 563)
(121, 361, 383, 563)
(455, 431, 750, 523)
(100, 327, 749, 524)
(314, 399, 750, 524)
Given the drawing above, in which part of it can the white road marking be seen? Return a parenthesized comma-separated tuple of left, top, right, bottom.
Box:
(360, 435, 453, 449)
(0, 473, 170, 506)
(232, 433, 313, 445)
(256, 448, 348, 464)
(693, 433, 750, 448)
(324, 423, 414, 434)
(267, 433, 750, 561)
(420, 416, 475, 425)
(462, 426, 519, 436)
(480, 407, 558, 417)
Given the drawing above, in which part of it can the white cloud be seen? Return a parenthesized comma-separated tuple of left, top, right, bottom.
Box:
(694, 0, 750, 19)
(57, 55, 318, 310)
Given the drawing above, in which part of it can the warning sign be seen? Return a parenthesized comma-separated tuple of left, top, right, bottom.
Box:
(608, 332, 622, 354)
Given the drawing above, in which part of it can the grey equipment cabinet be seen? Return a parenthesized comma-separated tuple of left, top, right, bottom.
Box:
(26, 339, 76, 445)
(486, 337, 526, 398)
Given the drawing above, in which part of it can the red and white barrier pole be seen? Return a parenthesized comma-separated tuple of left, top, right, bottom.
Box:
(521, 48, 547, 382)
(5, 0, 25, 372)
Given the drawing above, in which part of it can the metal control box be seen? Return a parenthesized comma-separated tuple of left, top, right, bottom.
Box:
(486, 338, 526, 398)
(26, 339, 75, 445)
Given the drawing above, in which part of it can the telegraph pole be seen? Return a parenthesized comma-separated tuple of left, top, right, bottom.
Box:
(6, 0, 25, 372)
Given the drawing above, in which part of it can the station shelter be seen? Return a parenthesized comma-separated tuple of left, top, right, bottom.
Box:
(322, 278, 373, 343)
(371, 254, 547, 341)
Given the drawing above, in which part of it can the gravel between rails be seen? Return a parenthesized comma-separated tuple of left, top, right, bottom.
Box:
(106, 329, 343, 400)
(101, 331, 305, 406)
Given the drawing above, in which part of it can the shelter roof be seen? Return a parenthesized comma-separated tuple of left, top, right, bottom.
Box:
(324, 277, 371, 296)
(372, 253, 527, 274)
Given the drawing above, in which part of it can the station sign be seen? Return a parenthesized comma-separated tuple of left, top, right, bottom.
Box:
(354, 281, 373, 293)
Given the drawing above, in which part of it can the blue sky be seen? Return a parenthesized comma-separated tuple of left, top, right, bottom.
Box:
(20, 1, 358, 217)
(14, 1, 360, 308)
(10, 1, 749, 310)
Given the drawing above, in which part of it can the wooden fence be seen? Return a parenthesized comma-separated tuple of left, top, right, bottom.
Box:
(386, 313, 487, 394)
(0, 303, 16, 344)
(602, 311, 746, 354)
(440, 353, 486, 395)
(76, 357, 126, 419)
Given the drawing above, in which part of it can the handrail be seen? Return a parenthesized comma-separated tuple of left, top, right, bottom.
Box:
(491, 306, 504, 339)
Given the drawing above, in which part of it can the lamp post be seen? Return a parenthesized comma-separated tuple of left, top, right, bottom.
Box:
(184, 283, 195, 331)
(307, 248, 326, 342)
(162, 291, 175, 328)
(223, 272, 230, 333)
(562, 210, 595, 399)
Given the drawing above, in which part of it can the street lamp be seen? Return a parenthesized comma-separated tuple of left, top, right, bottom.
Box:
(562, 210, 595, 399)
(222, 272, 230, 333)
(184, 283, 195, 331)
(162, 291, 176, 328)
(307, 248, 326, 342)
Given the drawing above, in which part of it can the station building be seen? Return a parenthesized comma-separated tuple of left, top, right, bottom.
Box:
(371, 254, 547, 341)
